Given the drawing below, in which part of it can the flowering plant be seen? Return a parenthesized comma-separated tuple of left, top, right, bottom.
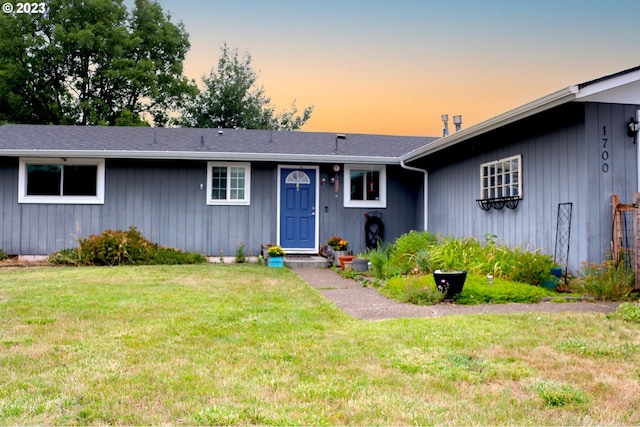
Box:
(327, 235, 342, 247)
(437, 279, 449, 294)
(334, 239, 349, 251)
(267, 245, 285, 257)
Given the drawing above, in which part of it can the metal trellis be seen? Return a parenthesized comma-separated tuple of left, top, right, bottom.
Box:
(554, 203, 572, 282)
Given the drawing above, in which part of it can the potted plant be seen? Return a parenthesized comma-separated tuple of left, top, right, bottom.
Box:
(332, 238, 349, 266)
(322, 235, 340, 259)
(267, 245, 286, 268)
(433, 269, 467, 299)
(339, 254, 356, 270)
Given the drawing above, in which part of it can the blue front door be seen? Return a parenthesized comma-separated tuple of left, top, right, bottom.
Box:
(279, 168, 316, 251)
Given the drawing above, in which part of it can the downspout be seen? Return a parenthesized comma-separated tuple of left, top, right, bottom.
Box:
(637, 108, 640, 193)
(400, 160, 428, 231)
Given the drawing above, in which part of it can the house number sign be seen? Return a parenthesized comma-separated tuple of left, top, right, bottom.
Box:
(601, 126, 609, 173)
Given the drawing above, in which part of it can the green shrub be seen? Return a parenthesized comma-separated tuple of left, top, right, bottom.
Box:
(48, 248, 81, 265)
(372, 232, 558, 286)
(364, 242, 394, 280)
(78, 226, 152, 265)
(389, 231, 437, 274)
(0, 248, 7, 262)
(454, 274, 554, 305)
(609, 302, 640, 324)
(505, 249, 556, 286)
(236, 242, 246, 263)
(49, 226, 207, 266)
(428, 236, 485, 272)
(570, 260, 635, 301)
(428, 235, 557, 286)
(381, 276, 444, 305)
(148, 247, 207, 265)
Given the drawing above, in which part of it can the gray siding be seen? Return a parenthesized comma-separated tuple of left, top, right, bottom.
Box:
(318, 165, 423, 253)
(423, 102, 639, 273)
(0, 159, 420, 256)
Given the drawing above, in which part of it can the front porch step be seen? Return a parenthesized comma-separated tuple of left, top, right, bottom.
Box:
(284, 255, 329, 269)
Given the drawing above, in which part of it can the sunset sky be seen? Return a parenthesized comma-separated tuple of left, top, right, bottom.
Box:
(149, 0, 638, 137)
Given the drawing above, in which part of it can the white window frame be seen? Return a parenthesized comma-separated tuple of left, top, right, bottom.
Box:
(206, 162, 251, 206)
(479, 154, 522, 200)
(344, 164, 387, 208)
(18, 157, 105, 204)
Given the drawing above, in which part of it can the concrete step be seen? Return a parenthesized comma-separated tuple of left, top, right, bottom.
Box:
(284, 255, 330, 269)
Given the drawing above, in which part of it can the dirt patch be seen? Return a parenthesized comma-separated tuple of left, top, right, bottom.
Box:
(0, 256, 53, 268)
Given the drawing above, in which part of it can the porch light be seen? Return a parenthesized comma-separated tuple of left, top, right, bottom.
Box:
(627, 116, 639, 141)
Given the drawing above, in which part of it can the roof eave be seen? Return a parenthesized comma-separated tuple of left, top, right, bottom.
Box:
(0, 149, 400, 165)
(401, 86, 579, 162)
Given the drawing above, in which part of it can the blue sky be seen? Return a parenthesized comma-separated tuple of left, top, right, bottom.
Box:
(139, 0, 639, 135)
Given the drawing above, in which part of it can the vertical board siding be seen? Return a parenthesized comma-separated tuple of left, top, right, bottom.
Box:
(0, 159, 271, 256)
(0, 158, 19, 253)
(318, 164, 422, 253)
(427, 102, 638, 274)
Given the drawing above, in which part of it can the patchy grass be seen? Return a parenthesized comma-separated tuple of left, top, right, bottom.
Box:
(1, 265, 639, 425)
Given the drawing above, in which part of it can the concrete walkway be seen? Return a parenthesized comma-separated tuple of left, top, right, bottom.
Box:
(293, 268, 621, 321)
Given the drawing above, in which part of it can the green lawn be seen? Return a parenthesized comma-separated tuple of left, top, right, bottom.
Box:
(1, 264, 639, 425)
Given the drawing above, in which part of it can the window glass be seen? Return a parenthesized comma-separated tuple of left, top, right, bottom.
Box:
(366, 170, 380, 201)
(344, 164, 386, 208)
(19, 158, 104, 204)
(63, 165, 98, 196)
(479, 155, 522, 200)
(350, 170, 364, 201)
(211, 166, 227, 200)
(26, 164, 61, 196)
(230, 167, 245, 200)
(207, 162, 250, 205)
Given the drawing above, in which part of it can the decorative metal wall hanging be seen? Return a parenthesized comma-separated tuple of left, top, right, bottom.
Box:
(475, 196, 520, 211)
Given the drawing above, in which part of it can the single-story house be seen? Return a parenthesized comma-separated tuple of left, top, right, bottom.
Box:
(0, 126, 435, 259)
(1, 65, 639, 274)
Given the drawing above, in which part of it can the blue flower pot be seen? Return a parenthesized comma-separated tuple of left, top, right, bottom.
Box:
(268, 256, 284, 268)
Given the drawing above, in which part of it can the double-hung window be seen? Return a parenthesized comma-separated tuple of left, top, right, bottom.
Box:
(206, 162, 251, 205)
(479, 154, 522, 200)
(344, 164, 387, 208)
(18, 158, 105, 204)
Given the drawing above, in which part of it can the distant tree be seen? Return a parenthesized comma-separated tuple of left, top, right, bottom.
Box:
(176, 44, 313, 130)
(0, 0, 194, 126)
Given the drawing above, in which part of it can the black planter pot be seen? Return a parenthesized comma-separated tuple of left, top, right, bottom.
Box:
(433, 271, 467, 299)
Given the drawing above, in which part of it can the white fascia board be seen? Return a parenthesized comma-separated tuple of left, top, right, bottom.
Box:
(575, 67, 640, 100)
(1, 150, 399, 165)
(401, 86, 579, 162)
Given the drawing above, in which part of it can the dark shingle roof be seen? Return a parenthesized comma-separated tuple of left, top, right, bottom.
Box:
(0, 125, 437, 163)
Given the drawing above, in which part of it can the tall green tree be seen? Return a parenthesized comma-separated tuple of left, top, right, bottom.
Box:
(176, 44, 313, 130)
(0, 0, 194, 126)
